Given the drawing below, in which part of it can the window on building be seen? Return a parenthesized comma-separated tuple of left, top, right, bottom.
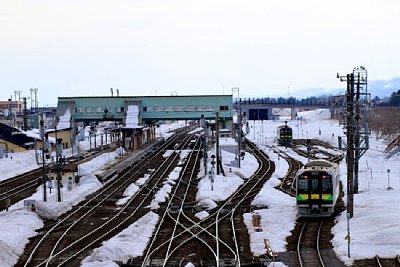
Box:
(86, 107, 95, 113)
(76, 107, 86, 113)
(165, 106, 174, 112)
(220, 106, 229, 111)
(96, 107, 105, 113)
(116, 107, 125, 113)
(154, 106, 164, 112)
(143, 107, 147, 112)
(185, 106, 195, 112)
(196, 105, 205, 112)
(174, 106, 184, 112)
(206, 105, 215, 112)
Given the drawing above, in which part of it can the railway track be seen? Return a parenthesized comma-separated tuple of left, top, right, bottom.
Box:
(291, 139, 344, 163)
(296, 220, 326, 267)
(272, 138, 347, 267)
(353, 254, 400, 267)
(126, 138, 274, 266)
(277, 218, 344, 267)
(16, 128, 194, 267)
(0, 145, 117, 211)
(137, 135, 209, 265)
(269, 145, 302, 197)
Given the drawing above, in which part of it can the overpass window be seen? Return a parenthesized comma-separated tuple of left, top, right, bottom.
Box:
(96, 107, 105, 113)
(86, 107, 95, 113)
(197, 105, 204, 112)
(76, 107, 85, 113)
(143, 107, 147, 112)
(206, 106, 215, 112)
(165, 106, 174, 112)
(174, 106, 184, 112)
(155, 106, 164, 112)
(116, 107, 124, 113)
(186, 106, 195, 112)
(220, 106, 229, 111)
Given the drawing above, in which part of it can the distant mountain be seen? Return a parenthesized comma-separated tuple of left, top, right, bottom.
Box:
(279, 77, 400, 99)
(369, 77, 400, 98)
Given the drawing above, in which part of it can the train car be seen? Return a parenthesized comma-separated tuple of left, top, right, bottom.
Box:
(296, 159, 339, 217)
(277, 121, 293, 146)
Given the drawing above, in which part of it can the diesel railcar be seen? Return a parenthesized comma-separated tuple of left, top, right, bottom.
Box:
(277, 121, 293, 146)
(296, 159, 339, 217)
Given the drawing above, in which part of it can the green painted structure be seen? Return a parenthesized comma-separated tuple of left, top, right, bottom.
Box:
(57, 95, 233, 128)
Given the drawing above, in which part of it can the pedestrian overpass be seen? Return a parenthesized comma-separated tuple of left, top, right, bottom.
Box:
(57, 95, 233, 128)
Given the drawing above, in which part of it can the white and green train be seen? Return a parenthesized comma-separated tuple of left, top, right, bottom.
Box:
(296, 159, 339, 217)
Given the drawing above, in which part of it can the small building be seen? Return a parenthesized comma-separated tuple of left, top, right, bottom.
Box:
(112, 125, 156, 151)
(46, 128, 73, 149)
(49, 161, 78, 185)
(0, 123, 37, 153)
(0, 100, 25, 115)
(219, 129, 231, 138)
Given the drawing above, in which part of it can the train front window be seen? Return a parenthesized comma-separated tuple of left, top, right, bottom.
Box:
(298, 171, 332, 194)
(298, 178, 308, 192)
(311, 178, 319, 193)
(322, 175, 332, 193)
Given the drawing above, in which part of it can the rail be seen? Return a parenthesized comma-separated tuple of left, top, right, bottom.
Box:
(297, 220, 326, 267)
(163, 139, 273, 266)
(22, 128, 192, 267)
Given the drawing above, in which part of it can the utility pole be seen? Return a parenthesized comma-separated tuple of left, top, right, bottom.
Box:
(354, 74, 361, 194)
(39, 117, 47, 202)
(338, 72, 355, 218)
(56, 138, 63, 202)
(232, 87, 241, 168)
(55, 116, 63, 202)
(23, 97, 28, 131)
(338, 66, 370, 218)
(14, 90, 21, 114)
(346, 73, 355, 218)
(353, 67, 369, 193)
(216, 112, 220, 175)
(200, 115, 207, 177)
(30, 88, 38, 113)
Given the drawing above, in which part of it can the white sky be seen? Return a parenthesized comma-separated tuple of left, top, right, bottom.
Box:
(1, 0, 400, 105)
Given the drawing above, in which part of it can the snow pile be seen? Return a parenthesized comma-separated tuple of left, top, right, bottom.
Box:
(81, 211, 159, 266)
(116, 183, 140, 206)
(125, 105, 139, 128)
(57, 108, 71, 129)
(0, 208, 43, 266)
(148, 166, 182, 210)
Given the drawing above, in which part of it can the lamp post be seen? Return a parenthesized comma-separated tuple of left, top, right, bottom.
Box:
(387, 169, 393, 190)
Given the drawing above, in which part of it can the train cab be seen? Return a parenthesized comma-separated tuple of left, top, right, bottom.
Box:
(296, 160, 339, 217)
(277, 121, 293, 146)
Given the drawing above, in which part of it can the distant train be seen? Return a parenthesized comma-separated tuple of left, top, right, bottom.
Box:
(296, 159, 339, 217)
(277, 122, 292, 146)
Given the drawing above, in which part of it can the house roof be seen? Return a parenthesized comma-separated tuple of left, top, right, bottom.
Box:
(0, 123, 37, 149)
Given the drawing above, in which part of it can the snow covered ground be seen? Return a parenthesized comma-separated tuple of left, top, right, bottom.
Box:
(0, 112, 399, 266)
(245, 109, 400, 266)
